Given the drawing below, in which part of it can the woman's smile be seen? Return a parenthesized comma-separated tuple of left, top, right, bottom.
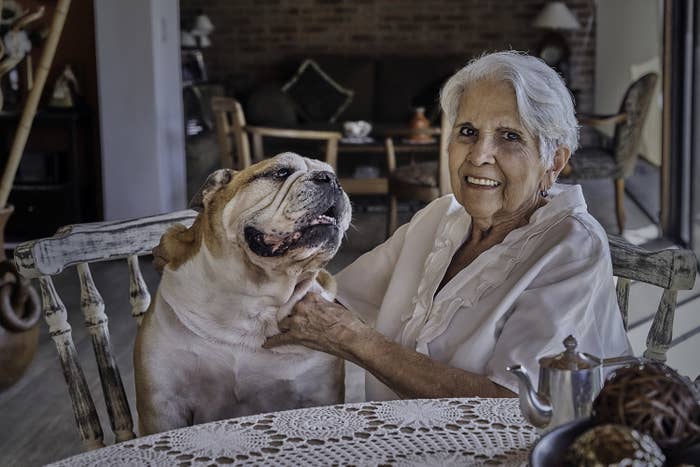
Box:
(465, 175, 501, 189)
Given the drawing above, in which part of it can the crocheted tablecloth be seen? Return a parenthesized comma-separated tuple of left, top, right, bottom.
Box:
(51, 397, 537, 466)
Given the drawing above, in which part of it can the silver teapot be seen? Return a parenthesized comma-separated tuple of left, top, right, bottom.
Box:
(506, 335, 638, 431)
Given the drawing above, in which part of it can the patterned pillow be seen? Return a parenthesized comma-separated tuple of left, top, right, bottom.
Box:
(282, 59, 354, 123)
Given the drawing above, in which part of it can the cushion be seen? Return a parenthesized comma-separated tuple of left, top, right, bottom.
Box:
(567, 147, 620, 179)
(282, 59, 354, 123)
(391, 161, 438, 187)
(312, 57, 375, 121)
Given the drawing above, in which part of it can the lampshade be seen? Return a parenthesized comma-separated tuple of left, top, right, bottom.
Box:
(533, 2, 581, 30)
(192, 13, 215, 35)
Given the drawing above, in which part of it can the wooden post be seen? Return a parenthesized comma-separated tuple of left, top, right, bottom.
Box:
(38, 275, 104, 451)
(643, 289, 677, 362)
(0, 0, 72, 206)
(77, 263, 135, 443)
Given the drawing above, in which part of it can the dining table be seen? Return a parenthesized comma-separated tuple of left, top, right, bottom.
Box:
(49, 397, 537, 466)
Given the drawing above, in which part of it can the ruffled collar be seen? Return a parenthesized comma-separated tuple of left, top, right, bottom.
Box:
(400, 183, 588, 351)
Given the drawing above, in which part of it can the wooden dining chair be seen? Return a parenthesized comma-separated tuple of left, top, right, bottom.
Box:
(385, 112, 451, 234)
(13, 210, 198, 451)
(608, 235, 697, 363)
(211, 96, 342, 171)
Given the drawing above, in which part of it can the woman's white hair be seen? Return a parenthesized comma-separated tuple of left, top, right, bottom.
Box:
(440, 51, 579, 168)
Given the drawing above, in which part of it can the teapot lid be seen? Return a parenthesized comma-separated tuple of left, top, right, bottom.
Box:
(539, 335, 600, 370)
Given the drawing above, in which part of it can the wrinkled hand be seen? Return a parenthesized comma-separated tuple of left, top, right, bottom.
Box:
(263, 292, 369, 358)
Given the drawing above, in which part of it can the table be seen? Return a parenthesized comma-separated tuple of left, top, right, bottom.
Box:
(337, 127, 441, 196)
(50, 398, 537, 466)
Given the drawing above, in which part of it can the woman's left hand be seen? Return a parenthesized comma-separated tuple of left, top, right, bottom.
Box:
(263, 292, 370, 358)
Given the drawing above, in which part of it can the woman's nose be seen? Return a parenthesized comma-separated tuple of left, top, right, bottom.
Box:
(469, 138, 497, 165)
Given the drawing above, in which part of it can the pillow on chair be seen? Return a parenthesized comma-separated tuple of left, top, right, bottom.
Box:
(282, 59, 354, 123)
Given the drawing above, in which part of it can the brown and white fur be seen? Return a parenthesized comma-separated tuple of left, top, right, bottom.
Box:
(134, 152, 352, 435)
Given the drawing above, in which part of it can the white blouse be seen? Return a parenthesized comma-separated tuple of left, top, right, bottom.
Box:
(335, 183, 632, 401)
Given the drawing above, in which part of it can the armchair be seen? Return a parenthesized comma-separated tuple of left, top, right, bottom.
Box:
(564, 73, 658, 233)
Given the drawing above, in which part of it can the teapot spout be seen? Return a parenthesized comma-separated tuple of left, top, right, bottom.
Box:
(506, 364, 552, 428)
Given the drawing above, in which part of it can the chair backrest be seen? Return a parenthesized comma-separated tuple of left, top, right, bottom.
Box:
(211, 96, 252, 171)
(13, 210, 198, 451)
(608, 234, 697, 362)
(212, 96, 343, 172)
(612, 72, 658, 178)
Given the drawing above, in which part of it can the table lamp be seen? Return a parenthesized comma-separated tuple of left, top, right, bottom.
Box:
(532, 1, 580, 84)
(191, 11, 215, 48)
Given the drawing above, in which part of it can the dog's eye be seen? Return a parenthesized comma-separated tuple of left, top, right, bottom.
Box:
(270, 168, 293, 180)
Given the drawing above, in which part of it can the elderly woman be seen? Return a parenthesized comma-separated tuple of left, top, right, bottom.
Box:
(263, 51, 632, 400)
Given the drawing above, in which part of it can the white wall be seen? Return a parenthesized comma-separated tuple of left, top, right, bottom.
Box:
(595, 0, 663, 165)
(94, 0, 186, 220)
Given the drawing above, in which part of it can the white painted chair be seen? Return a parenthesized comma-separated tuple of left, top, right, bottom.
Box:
(13, 210, 197, 451)
(11, 213, 697, 451)
(607, 235, 697, 362)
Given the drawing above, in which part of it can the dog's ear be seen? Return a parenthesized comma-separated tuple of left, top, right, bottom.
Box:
(189, 169, 237, 211)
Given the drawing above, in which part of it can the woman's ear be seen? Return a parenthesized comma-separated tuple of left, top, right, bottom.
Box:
(550, 146, 571, 182)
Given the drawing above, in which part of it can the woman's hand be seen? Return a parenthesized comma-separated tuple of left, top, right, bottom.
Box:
(263, 292, 371, 359)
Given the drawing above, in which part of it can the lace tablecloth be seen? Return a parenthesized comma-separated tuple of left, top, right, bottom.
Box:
(51, 398, 537, 466)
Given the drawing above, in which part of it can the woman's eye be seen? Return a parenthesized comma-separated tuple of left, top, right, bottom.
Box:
(504, 131, 521, 141)
(271, 168, 293, 180)
(459, 127, 477, 137)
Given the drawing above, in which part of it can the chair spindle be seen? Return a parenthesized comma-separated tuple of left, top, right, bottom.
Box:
(127, 255, 151, 325)
(615, 277, 631, 330)
(643, 288, 677, 363)
(39, 276, 105, 451)
(77, 263, 135, 443)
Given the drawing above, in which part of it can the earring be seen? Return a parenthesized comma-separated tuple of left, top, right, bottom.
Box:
(540, 188, 549, 198)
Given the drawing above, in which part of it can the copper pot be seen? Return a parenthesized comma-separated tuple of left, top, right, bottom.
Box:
(0, 205, 41, 391)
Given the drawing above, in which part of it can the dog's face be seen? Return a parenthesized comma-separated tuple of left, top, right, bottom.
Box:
(194, 152, 351, 272)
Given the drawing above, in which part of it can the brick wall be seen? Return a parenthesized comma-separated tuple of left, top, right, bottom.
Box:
(181, 0, 595, 112)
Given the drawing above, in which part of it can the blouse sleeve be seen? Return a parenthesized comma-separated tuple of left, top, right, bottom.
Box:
(334, 222, 410, 323)
(483, 225, 633, 394)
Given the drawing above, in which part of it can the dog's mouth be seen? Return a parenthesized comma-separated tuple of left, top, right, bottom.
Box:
(244, 204, 341, 258)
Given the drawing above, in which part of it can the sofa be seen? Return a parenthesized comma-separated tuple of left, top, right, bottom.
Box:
(183, 55, 470, 197)
(243, 55, 470, 127)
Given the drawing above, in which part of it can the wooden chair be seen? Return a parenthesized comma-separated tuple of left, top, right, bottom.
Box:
(211, 96, 342, 171)
(385, 112, 450, 234)
(13, 210, 197, 451)
(11, 210, 696, 450)
(564, 73, 658, 234)
(608, 234, 697, 362)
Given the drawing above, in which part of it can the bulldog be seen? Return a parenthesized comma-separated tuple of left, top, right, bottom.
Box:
(134, 152, 352, 435)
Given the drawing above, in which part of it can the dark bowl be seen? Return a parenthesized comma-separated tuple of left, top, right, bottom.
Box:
(529, 418, 596, 467)
(530, 418, 700, 467)
(667, 443, 700, 466)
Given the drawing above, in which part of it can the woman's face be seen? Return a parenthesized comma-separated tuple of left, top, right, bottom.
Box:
(448, 79, 547, 229)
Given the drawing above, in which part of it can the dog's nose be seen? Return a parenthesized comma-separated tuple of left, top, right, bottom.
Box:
(311, 170, 337, 185)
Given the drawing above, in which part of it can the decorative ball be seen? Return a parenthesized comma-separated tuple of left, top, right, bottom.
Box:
(566, 424, 665, 466)
(592, 362, 700, 452)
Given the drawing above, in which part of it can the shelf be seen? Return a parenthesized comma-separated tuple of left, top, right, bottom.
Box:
(11, 183, 70, 191)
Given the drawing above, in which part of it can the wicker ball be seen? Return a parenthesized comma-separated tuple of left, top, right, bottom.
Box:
(566, 423, 665, 466)
(592, 362, 700, 452)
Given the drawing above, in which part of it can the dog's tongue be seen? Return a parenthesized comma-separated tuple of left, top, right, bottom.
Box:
(263, 231, 302, 253)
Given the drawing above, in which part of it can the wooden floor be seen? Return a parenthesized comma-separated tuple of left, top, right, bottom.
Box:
(1, 184, 699, 466)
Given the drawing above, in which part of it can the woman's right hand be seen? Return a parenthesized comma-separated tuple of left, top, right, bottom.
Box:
(263, 292, 370, 359)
